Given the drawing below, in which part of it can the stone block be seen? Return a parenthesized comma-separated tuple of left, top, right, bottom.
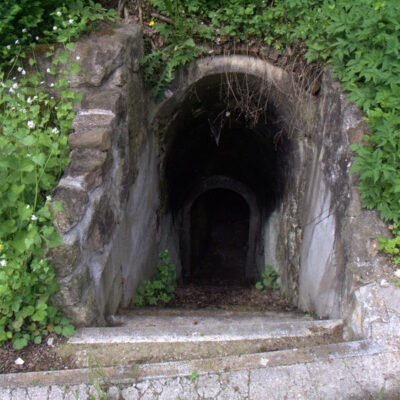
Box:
(81, 89, 125, 117)
(68, 148, 108, 176)
(87, 196, 116, 253)
(346, 119, 370, 145)
(52, 265, 91, 307)
(69, 128, 112, 151)
(69, 28, 138, 87)
(59, 286, 103, 327)
(52, 186, 89, 234)
(73, 111, 116, 134)
(45, 235, 81, 278)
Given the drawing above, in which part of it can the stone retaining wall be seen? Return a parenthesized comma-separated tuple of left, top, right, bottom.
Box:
(45, 25, 152, 325)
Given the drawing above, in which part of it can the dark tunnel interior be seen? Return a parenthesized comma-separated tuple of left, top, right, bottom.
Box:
(162, 73, 291, 283)
(190, 188, 250, 284)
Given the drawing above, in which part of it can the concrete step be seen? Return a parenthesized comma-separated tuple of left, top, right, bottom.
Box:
(2, 340, 396, 395)
(56, 309, 345, 368)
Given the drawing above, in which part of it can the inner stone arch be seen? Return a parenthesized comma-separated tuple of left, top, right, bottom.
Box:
(182, 176, 260, 283)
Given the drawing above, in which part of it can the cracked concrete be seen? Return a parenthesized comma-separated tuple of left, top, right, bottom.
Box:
(1, 349, 399, 399)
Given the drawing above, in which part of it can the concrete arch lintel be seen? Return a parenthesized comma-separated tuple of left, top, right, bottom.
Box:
(150, 55, 294, 125)
(181, 175, 261, 280)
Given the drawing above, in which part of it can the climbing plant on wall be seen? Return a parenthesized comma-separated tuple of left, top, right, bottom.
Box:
(0, 1, 116, 349)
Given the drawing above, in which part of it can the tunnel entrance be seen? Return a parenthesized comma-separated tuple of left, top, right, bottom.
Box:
(190, 188, 250, 285)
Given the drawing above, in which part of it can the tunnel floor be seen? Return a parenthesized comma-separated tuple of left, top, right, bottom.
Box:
(168, 188, 296, 311)
(167, 282, 297, 311)
(189, 188, 249, 285)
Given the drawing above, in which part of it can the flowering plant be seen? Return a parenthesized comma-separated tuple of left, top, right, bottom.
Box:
(0, 1, 116, 349)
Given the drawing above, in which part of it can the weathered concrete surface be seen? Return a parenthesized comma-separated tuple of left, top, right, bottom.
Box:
(56, 311, 344, 367)
(345, 282, 400, 347)
(1, 341, 398, 399)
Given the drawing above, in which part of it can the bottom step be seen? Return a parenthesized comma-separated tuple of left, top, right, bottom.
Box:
(0, 340, 396, 390)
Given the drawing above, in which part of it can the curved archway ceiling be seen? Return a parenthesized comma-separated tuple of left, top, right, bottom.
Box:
(164, 73, 290, 214)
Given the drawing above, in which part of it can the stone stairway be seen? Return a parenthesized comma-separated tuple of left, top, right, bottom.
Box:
(56, 309, 345, 368)
(1, 309, 399, 399)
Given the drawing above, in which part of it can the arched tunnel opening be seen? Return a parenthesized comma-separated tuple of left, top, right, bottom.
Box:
(161, 72, 291, 292)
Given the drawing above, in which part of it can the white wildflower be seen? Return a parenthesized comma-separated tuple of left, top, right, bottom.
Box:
(46, 68, 51, 73)
(33, 95, 38, 100)
(56, 11, 62, 16)
(27, 120, 35, 129)
(52, 127, 59, 134)
(17, 66, 23, 72)
(26, 205, 30, 209)
(21, 70, 26, 75)
(50, 83, 54, 87)
(31, 215, 38, 221)
(14, 358, 24, 365)
(68, 18, 74, 24)
(35, 36, 39, 41)
(6, 45, 10, 50)
(15, 39, 19, 44)
(22, 28, 27, 33)
(46, 195, 52, 201)
(53, 26, 57, 31)
(9, 88, 14, 94)
(12, 83, 18, 89)
(27, 153, 31, 157)
(0, 260, 6, 267)
(26, 97, 32, 104)
(21, 109, 27, 113)
(395, 269, 400, 279)
(76, 56, 80, 60)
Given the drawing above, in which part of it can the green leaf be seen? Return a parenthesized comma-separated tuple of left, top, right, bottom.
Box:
(13, 337, 28, 350)
(62, 325, 75, 337)
(32, 310, 47, 322)
(33, 335, 42, 344)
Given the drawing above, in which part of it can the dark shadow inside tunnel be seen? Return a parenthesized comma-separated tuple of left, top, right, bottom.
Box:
(161, 73, 291, 285)
(190, 188, 250, 285)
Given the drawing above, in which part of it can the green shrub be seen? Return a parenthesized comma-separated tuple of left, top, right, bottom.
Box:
(255, 265, 280, 292)
(0, 1, 116, 349)
(0, 0, 117, 68)
(134, 250, 177, 306)
(0, 62, 76, 349)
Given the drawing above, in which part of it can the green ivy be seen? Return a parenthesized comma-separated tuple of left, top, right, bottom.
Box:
(134, 250, 177, 306)
(0, 1, 116, 349)
(0, 0, 117, 68)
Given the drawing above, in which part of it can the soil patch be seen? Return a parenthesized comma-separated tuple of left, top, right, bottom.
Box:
(0, 335, 75, 375)
(168, 280, 297, 312)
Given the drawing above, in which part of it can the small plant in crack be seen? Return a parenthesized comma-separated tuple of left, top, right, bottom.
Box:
(255, 264, 280, 292)
(134, 250, 177, 306)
